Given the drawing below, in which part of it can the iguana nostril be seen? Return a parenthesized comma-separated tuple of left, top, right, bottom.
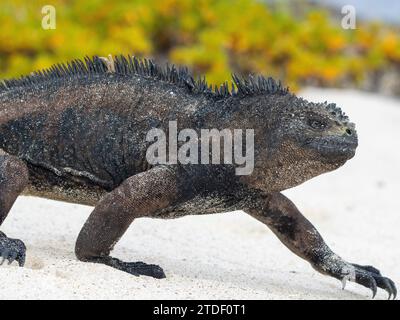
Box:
(345, 128, 352, 136)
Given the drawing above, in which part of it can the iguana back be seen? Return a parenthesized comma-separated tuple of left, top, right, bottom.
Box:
(0, 57, 211, 204)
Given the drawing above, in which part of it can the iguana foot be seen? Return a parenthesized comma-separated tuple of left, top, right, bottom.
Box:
(315, 254, 397, 299)
(0, 231, 26, 267)
(88, 256, 166, 279)
(345, 263, 397, 300)
(115, 260, 166, 279)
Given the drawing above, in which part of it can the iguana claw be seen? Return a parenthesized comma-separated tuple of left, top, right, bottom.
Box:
(341, 274, 351, 290)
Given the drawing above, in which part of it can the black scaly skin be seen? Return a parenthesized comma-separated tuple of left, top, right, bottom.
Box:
(0, 55, 396, 299)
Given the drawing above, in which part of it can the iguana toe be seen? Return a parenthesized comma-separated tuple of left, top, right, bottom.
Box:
(0, 233, 26, 267)
(353, 269, 378, 298)
(351, 263, 381, 275)
(85, 256, 166, 279)
(373, 275, 397, 300)
(120, 261, 166, 279)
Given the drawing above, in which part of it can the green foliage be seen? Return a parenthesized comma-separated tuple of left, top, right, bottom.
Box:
(1, 0, 400, 90)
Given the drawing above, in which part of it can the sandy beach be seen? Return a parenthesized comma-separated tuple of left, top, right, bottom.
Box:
(0, 88, 398, 300)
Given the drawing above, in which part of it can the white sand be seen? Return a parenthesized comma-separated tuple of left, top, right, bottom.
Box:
(0, 88, 398, 300)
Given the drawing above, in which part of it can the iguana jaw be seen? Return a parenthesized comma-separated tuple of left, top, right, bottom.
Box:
(304, 129, 358, 164)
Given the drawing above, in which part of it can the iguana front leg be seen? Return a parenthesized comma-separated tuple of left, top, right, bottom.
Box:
(0, 154, 29, 267)
(75, 165, 185, 279)
(245, 192, 397, 299)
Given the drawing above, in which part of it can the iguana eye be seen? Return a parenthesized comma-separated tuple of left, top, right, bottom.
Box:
(308, 119, 327, 130)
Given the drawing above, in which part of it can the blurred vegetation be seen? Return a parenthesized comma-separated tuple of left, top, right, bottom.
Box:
(1, 0, 400, 91)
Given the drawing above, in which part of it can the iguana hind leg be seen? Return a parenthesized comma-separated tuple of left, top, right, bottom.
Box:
(75, 165, 183, 279)
(0, 154, 29, 267)
(245, 192, 397, 299)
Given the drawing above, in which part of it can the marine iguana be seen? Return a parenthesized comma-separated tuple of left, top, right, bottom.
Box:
(0, 55, 396, 299)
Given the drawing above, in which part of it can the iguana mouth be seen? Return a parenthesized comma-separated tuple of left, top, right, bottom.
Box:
(304, 135, 358, 161)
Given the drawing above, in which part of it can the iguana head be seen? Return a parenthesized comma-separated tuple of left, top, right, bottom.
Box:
(277, 96, 357, 164)
(237, 93, 358, 191)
